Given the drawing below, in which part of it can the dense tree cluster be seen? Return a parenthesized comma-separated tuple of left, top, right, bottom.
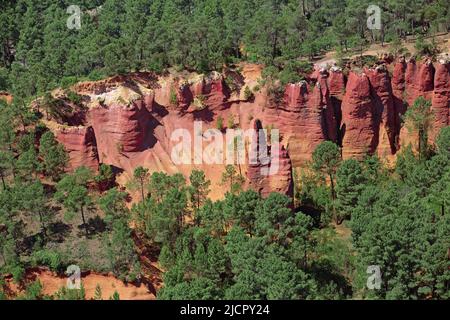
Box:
(1, 0, 448, 99)
(133, 173, 353, 299)
(297, 126, 450, 299)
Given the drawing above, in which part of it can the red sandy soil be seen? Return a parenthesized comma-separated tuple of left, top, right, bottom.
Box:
(0, 91, 13, 103)
(3, 268, 155, 300)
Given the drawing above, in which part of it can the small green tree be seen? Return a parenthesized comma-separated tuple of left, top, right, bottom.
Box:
(216, 116, 224, 131)
(39, 131, 68, 180)
(98, 187, 129, 227)
(103, 217, 141, 281)
(19, 180, 52, 238)
(94, 164, 115, 191)
(403, 97, 433, 159)
(312, 141, 341, 223)
(436, 126, 450, 158)
(16, 148, 40, 180)
(312, 141, 341, 202)
(335, 159, 367, 224)
(94, 284, 102, 300)
(55, 167, 93, 237)
(169, 87, 178, 106)
(189, 169, 211, 211)
(221, 165, 245, 194)
(110, 291, 120, 300)
(131, 166, 150, 202)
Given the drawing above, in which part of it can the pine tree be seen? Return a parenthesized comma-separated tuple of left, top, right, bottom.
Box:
(131, 166, 150, 202)
(55, 167, 93, 237)
(335, 159, 367, 224)
(39, 131, 68, 180)
(221, 165, 244, 194)
(189, 169, 211, 211)
(94, 284, 102, 300)
(312, 141, 341, 203)
(403, 97, 433, 159)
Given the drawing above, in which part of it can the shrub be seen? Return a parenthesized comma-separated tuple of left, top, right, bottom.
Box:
(243, 86, 254, 101)
(169, 87, 178, 106)
(224, 76, 238, 93)
(87, 69, 105, 81)
(20, 281, 43, 300)
(414, 35, 440, 58)
(31, 249, 65, 273)
(216, 116, 224, 130)
(193, 95, 207, 110)
(65, 90, 82, 105)
(60, 76, 79, 89)
(227, 116, 235, 129)
(389, 37, 408, 57)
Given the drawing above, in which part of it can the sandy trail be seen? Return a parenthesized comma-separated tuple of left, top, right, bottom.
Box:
(3, 268, 155, 300)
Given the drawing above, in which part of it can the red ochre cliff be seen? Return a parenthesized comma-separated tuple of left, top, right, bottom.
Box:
(40, 57, 449, 200)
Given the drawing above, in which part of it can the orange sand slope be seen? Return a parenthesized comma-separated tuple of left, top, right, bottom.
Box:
(4, 268, 155, 300)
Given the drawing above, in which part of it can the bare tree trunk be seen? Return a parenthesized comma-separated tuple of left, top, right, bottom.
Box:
(0, 171, 5, 190)
(140, 180, 145, 202)
(81, 205, 88, 237)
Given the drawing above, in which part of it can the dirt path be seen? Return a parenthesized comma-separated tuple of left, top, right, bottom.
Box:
(314, 33, 450, 67)
(4, 268, 155, 300)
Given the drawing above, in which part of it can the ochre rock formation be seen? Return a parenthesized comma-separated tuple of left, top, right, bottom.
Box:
(46, 58, 449, 200)
(90, 95, 154, 164)
(55, 126, 99, 171)
(341, 72, 378, 159)
(391, 57, 407, 133)
(400, 58, 436, 150)
(431, 60, 450, 141)
(366, 65, 397, 160)
(246, 119, 293, 198)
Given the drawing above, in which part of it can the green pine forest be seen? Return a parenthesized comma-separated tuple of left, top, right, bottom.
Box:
(0, 0, 449, 300)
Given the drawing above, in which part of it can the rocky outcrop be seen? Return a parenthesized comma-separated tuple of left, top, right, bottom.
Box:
(328, 67, 346, 97)
(55, 126, 99, 171)
(246, 119, 293, 198)
(341, 72, 378, 159)
(328, 67, 346, 145)
(90, 96, 154, 164)
(391, 57, 407, 134)
(405, 58, 435, 106)
(176, 83, 193, 109)
(188, 73, 229, 112)
(48, 60, 449, 200)
(431, 60, 450, 141)
(400, 58, 436, 150)
(366, 65, 397, 158)
(266, 81, 328, 166)
(317, 69, 338, 143)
